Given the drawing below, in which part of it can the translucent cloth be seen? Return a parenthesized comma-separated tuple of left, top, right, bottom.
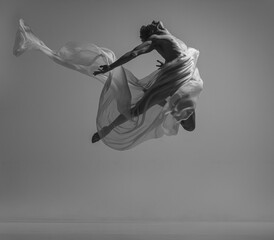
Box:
(57, 42, 203, 150)
(13, 19, 203, 150)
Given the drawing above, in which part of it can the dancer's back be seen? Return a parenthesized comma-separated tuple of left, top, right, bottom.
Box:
(151, 33, 188, 63)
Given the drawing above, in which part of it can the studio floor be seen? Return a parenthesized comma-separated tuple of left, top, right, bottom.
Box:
(1, 221, 274, 240)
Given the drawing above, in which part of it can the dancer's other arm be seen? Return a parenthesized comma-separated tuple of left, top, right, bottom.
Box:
(93, 38, 156, 76)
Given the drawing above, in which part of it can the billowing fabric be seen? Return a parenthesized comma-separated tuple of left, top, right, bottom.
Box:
(58, 42, 203, 150)
(13, 18, 203, 150)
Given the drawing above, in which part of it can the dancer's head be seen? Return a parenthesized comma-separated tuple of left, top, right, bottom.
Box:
(140, 20, 165, 42)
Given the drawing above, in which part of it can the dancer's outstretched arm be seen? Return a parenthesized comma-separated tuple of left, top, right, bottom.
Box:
(94, 38, 156, 75)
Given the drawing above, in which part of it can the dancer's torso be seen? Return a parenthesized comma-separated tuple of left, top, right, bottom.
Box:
(153, 34, 188, 63)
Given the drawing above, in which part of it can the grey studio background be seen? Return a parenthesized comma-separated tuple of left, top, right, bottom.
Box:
(0, 0, 274, 238)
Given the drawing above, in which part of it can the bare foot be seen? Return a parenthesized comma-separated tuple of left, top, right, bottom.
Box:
(91, 126, 111, 143)
(91, 132, 101, 143)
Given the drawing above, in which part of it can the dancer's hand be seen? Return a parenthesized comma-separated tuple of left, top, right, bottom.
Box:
(156, 60, 164, 69)
(93, 65, 111, 76)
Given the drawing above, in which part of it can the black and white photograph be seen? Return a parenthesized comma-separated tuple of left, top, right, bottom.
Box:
(1, 0, 274, 239)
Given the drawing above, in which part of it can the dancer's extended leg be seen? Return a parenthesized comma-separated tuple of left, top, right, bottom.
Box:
(92, 98, 166, 143)
(92, 96, 196, 142)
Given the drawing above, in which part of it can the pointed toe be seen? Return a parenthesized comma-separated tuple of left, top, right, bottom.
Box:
(92, 132, 101, 143)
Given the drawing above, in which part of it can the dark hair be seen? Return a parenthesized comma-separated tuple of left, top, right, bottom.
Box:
(139, 24, 156, 42)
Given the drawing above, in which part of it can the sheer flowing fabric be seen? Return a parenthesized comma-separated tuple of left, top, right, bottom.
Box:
(93, 47, 203, 150)
(13, 19, 203, 151)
